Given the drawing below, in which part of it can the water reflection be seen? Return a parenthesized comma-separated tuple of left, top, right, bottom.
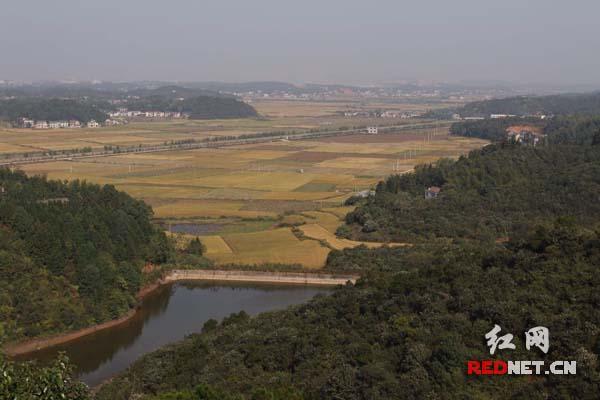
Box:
(18, 281, 331, 386)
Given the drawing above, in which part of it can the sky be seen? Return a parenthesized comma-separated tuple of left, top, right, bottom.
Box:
(1, 0, 600, 86)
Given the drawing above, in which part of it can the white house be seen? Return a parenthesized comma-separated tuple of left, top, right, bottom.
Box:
(19, 118, 35, 128)
(87, 120, 100, 128)
(367, 126, 378, 134)
(34, 121, 49, 129)
(48, 121, 69, 129)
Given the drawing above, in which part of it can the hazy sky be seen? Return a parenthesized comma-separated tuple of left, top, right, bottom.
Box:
(2, 0, 600, 85)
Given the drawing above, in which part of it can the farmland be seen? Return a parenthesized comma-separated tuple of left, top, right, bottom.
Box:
(0, 98, 455, 158)
(11, 99, 486, 268)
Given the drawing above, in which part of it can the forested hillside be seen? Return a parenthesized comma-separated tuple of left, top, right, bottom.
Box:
(343, 140, 600, 243)
(448, 117, 544, 141)
(449, 115, 600, 143)
(0, 98, 109, 123)
(426, 92, 600, 120)
(459, 92, 600, 118)
(0, 169, 172, 342)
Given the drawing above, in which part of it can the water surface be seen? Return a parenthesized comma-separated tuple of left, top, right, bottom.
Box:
(19, 281, 331, 386)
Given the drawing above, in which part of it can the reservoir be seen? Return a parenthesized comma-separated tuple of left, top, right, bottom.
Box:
(17, 281, 333, 387)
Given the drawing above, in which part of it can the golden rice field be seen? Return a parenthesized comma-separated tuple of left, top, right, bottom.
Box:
(12, 101, 485, 268)
(19, 126, 486, 268)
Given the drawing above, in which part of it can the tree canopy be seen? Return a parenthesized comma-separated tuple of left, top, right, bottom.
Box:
(0, 169, 173, 342)
(0, 98, 109, 123)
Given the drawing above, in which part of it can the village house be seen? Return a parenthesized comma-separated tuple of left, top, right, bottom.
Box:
(109, 110, 184, 120)
(87, 120, 100, 128)
(506, 125, 546, 146)
(380, 111, 399, 118)
(19, 118, 35, 128)
(490, 114, 516, 119)
(104, 118, 121, 126)
(34, 121, 49, 129)
(68, 120, 81, 128)
(356, 189, 376, 198)
(425, 186, 441, 199)
(48, 121, 70, 129)
(367, 126, 378, 134)
(37, 197, 70, 205)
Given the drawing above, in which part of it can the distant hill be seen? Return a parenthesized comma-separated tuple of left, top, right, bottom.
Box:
(124, 94, 259, 119)
(460, 92, 600, 117)
(128, 85, 228, 99)
(0, 85, 259, 121)
(186, 81, 301, 93)
(182, 96, 258, 119)
(0, 98, 109, 123)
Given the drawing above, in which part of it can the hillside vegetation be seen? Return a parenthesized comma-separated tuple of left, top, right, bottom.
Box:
(0, 98, 109, 123)
(459, 92, 600, 117)
(426, 92, 600, 120)
(0, 169, 172, 342)
(124, 94, 259, 120)
(449, 114, 600, 143)
(94, 121, 600, 399)
(343, 141, 600, 243)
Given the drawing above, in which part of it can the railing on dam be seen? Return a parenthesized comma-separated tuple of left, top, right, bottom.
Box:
(164, 269, 359, 286)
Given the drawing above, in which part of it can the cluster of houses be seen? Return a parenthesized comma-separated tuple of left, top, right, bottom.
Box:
(108, 109, 187, 119)
(18, 118, 98, 129)
(458, 113, 550, 121)
(344, 110, 420, 119)
(18, 108, 188, 129)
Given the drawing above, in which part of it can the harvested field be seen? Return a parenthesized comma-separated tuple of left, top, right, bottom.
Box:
(200, 236, 234, 254)
(15, 106, 486, 268)
(205, 228, 330, 268)
(315, 132, 449, 144)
